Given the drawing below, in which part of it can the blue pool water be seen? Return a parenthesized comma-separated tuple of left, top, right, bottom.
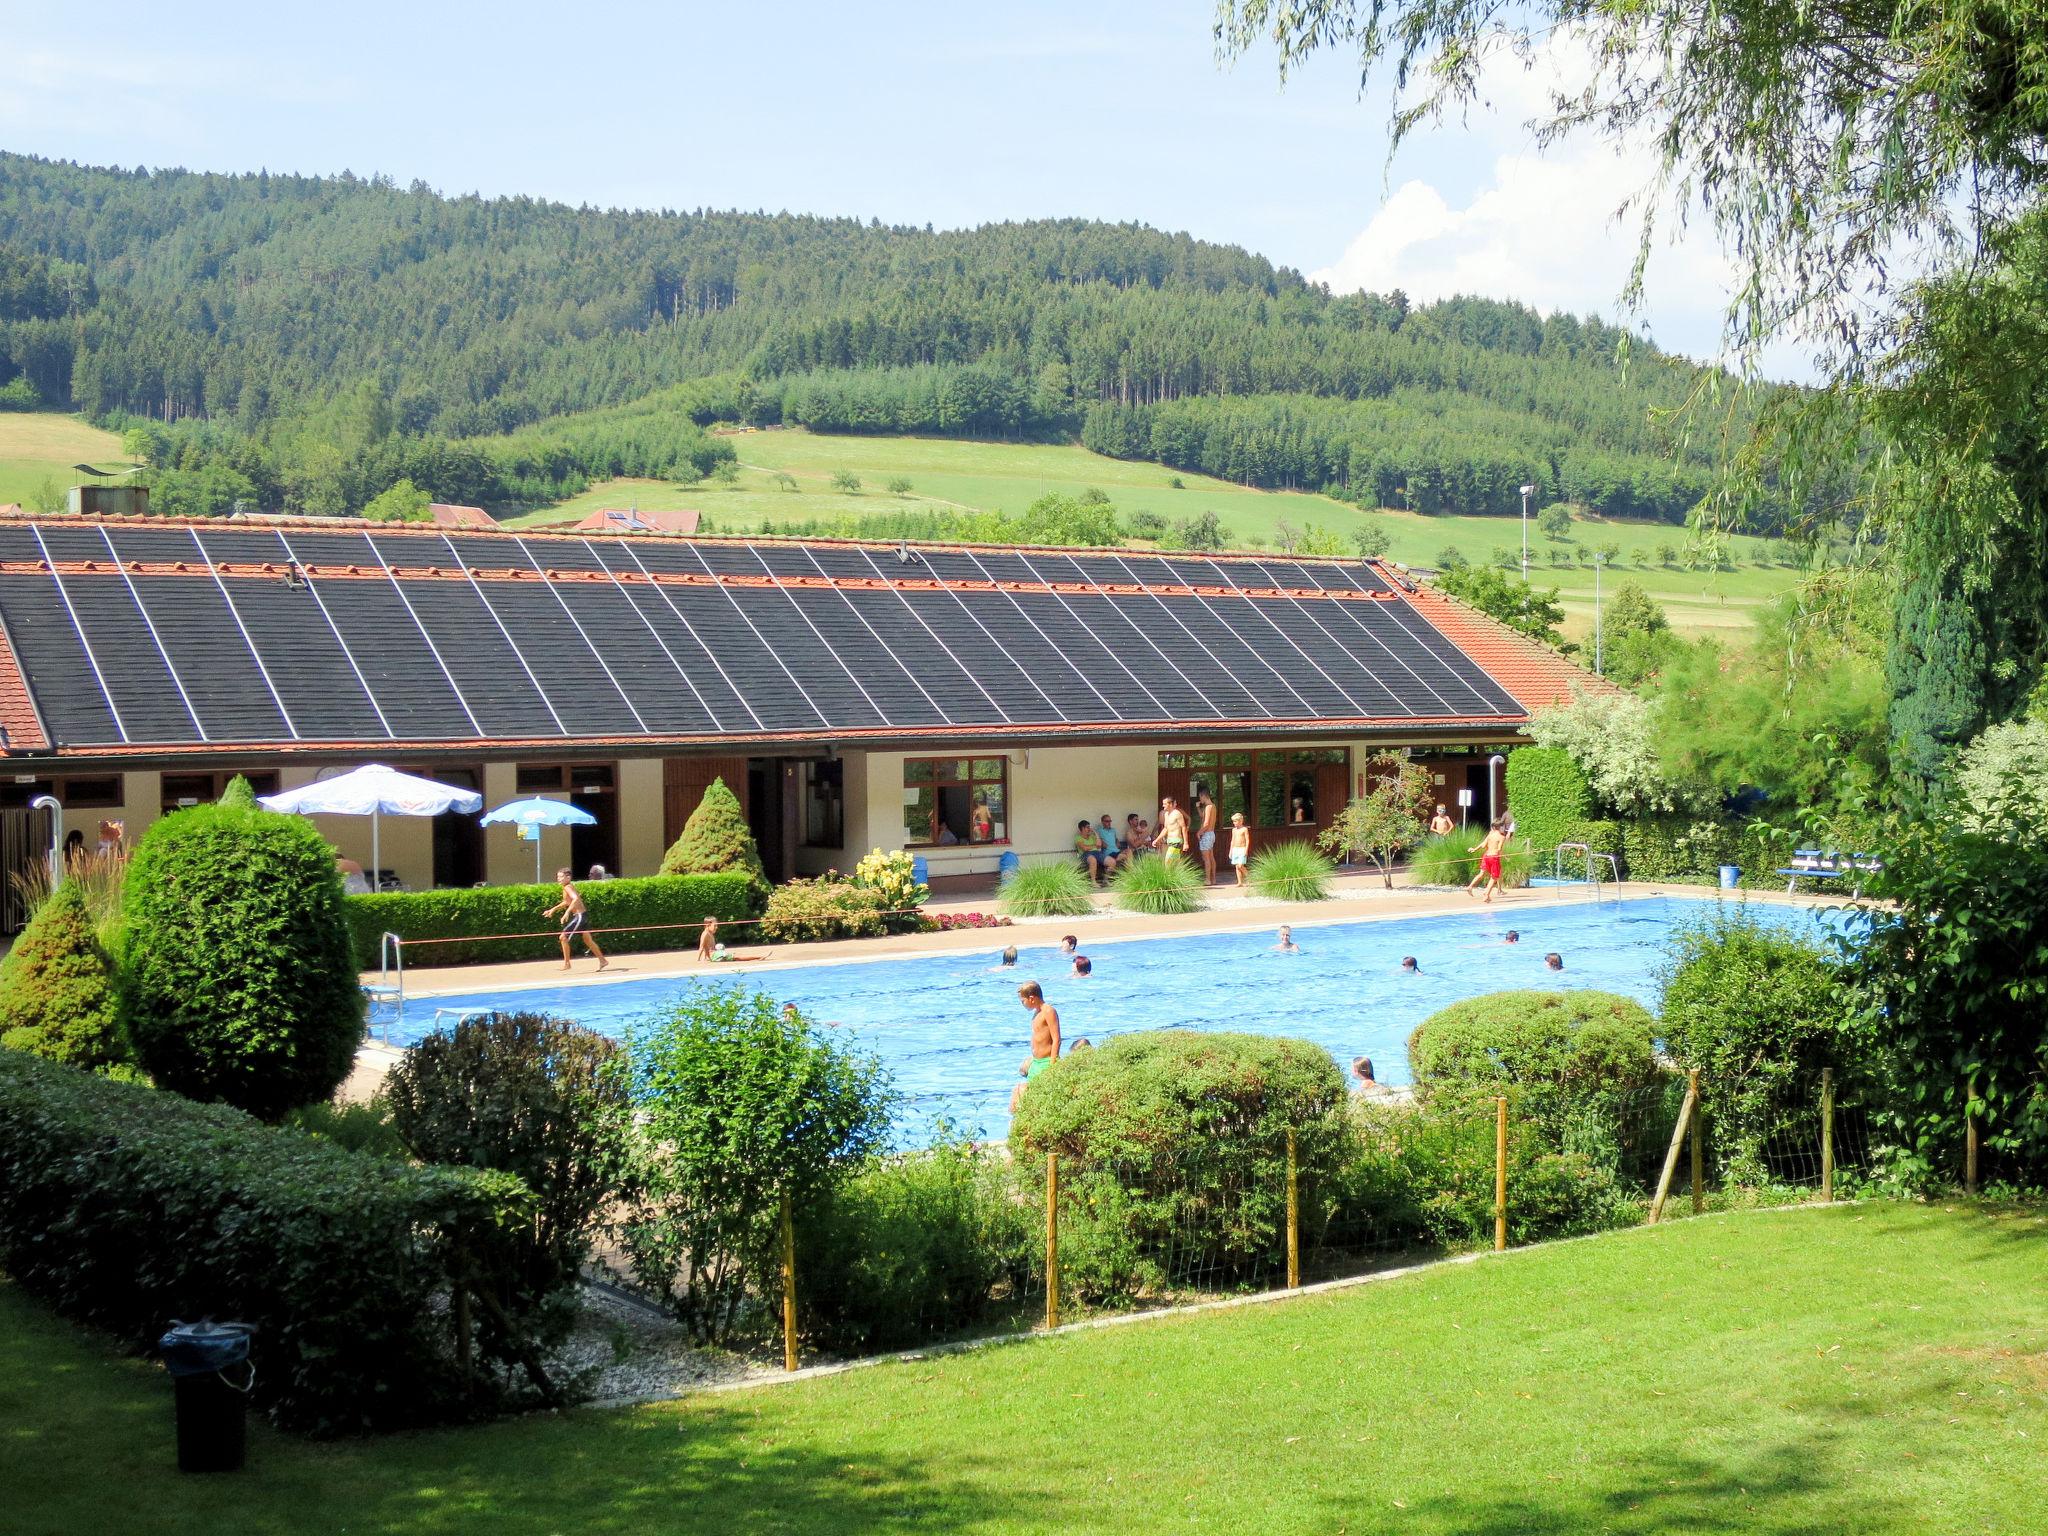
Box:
(381, 895, 1848, 1143)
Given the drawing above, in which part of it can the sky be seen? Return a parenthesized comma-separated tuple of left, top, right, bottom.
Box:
(1, 0, 1811, 379)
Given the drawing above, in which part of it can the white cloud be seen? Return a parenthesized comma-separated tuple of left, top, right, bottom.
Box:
(1309, 33, 1815, 378)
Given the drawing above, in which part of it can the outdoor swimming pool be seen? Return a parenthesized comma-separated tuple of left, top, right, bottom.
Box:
(382, 893, 1852, 1141)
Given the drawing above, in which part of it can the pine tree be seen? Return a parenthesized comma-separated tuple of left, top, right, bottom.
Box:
(0, 881, 126, 1070)
(659, 777, 769, 902)
(1887, 574, 1988, 801)
(218, 774, 258, 808)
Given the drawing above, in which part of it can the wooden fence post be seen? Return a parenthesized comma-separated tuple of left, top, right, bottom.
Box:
(1285, 1127, 1301, 1288)
(779, 1189, 798, 1373)
(1045, 1152, 1060, 1330)
(1650, 1077, 1698, 1224)
(1819, 1067, 1835, 1203)
(1494, 1097, 1508, 1252)
(1689, 1068, 1704, 1215)
(1965, 1089, 1980, 1196)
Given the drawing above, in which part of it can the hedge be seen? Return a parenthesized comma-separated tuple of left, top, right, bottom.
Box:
(0, 1052, 530, 1434)
(347, 872, 758, 968)
(1503, 747, 1591, 862)
(1573, 815, 1797, 887)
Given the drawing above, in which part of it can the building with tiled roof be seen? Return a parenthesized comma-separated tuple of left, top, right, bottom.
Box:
(0, 513, 1605, 908)
(570, 508, 700, 535)
(427, 502, 496, 529)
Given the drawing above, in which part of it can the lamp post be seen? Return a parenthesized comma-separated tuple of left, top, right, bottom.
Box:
(1594, 552, 1607, 675)
(29, 794, 60, 889)
(1518, 484, 1536, 586)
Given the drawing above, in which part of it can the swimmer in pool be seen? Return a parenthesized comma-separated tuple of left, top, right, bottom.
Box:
(1060, 934, 1079, 956)
(1545, 952, 1563, 971)
(1072, 955, 1092, 977)
(1273, 925, 1300, 953)
(1400, 956, 1420, 974)
(1504, 930, 1520, 944)
(995, 945, 1019, 969)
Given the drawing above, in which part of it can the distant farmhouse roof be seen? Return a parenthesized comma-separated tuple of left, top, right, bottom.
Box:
(427, 503, 496, 529)
(0, 516, 1603, 763)
(571, 508, 700, 535)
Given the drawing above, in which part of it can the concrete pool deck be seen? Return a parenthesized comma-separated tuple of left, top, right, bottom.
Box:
(343, 878, 1844, 1100)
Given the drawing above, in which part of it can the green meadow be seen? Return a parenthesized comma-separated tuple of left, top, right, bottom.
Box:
(512, 428, 1799, 638)
(0, 413, 127, 509)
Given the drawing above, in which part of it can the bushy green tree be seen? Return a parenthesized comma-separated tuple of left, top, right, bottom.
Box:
(1886, 573, 1990, 802)
(1599, 580, 1675, 687)
(1660, 910, 1854, 1185)
(119, 802, 362, 1120)
(1537, 503, 1573, 540)
(1431, 562, 1566, 646)
(1527, 689, 1703, 816)
(1318, 750, 1431, 886)
(360, 476, 431, 522)
(659, 776, 768, 904)
(0, 882, 125, 1071)
(620, 987, 892, 1344)
(1352, 516, 1391, 558)
(1950, 717, 2048, 828)
(387, 1012, 630, 1353)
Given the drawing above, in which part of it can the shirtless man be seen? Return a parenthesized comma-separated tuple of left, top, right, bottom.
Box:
(1154, 796, 1190, 862)
(1195, 790, 1219, 883)
(1468, 816, 1510, 905)
(1010, 981, 1062, 1112)
(544, 868, 608, 971)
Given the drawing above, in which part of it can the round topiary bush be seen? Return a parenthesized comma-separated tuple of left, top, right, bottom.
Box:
(0, 881, 126, 1071)
(1009, 1031, 1343, 1298)
(1408, 990, 1661, 1145)
(659, 776, 768, 907)
(120, 801, 363, 1120)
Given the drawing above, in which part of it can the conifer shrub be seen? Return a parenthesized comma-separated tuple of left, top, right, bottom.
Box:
(120, 801, 363, 1121)
(217, 773, 258, 808)
(659, 776, 768, 908)
(0, 881, 126, 1070)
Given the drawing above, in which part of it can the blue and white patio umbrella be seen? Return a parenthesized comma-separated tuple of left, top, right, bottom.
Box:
(479, 796, 598, 883)
(260, 763, 483, 887)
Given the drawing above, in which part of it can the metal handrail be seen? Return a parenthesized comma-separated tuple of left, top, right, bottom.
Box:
(363, 931, 404, 1042)
(1552, 842, 1621, 893)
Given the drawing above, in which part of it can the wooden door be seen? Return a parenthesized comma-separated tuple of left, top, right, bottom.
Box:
(664, 755, 750, 847)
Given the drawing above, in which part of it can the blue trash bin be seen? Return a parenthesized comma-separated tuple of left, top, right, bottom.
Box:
(159, 1321, 255, 1473)
(1718, 864, 1741, 889)
(998, 850, 1020, 882)
(911, 854, 929, 885)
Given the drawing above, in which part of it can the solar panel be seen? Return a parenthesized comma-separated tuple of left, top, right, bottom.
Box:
(0, 522, 1539, 751)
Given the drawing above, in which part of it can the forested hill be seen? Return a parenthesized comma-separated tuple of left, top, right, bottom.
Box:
(0, 151, 1751, 522)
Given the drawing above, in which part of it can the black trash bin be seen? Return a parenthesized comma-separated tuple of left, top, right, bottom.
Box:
(158, 1320, 255, 1473)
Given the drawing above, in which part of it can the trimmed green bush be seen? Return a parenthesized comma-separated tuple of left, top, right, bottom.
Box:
(1000, 861, 1097, 918)
(659, 776, 768, 903)
(760, 878, 888, 942)
(347, 872, 756, 967)
(217, 773, 258, 808)
(387, 1013, 631, 1358)
(1249, 841, 1335, 901)
(1108, 852, 1205, 915)
(1409, 990, 1662, 1149)
(798, 1139, 1038, 1352)
(621, 987, 893, 1344)
(1504, 746, 1592, 859)
(1660, 908, 1854, 1184)
(1010, 1031, 1343, 1298)
(0, 880, 126, 1070)
(121, 802, 362, 1121)
(0, 1051, 531, 1433)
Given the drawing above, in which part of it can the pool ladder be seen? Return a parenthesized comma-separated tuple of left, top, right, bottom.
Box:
(1551, 842, 1621, 897)
(363, 931, 404, 1042)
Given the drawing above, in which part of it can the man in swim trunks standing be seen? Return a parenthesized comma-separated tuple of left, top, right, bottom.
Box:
(545, 867, 608, 971)
(1195, 790, 1219, 883)
(1467, 816, 1509, 905)
(1011, 981, 1062, 1112)
(1154, 796, 1189, 862)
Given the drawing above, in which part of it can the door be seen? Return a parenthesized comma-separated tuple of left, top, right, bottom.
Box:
(744, 758, 797, 884)
(429, 765, 483, 887)
(1464, 764, 1493, 829)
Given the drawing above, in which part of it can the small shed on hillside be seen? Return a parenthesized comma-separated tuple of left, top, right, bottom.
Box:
(572, 508, 700, 535)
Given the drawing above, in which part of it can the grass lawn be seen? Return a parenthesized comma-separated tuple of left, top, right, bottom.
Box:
(506, 429, 1801, 638)
(4, 1201, 2042, 1534)
(0, 412, 127, 509)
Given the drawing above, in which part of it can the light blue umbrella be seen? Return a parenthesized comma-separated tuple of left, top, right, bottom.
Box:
(480, 796, 599, 883)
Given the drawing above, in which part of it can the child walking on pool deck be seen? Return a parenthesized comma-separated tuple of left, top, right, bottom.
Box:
(544, 868, 608, 972)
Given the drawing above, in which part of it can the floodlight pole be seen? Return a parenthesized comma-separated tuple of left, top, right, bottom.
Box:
(1518, 484, 1534, 586)
(29, 794, 60, 889)
(1594, 553, 1606, 675)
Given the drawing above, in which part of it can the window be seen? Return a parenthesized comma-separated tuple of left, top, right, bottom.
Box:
(801, 759, 844, 849)
(903, 756, 1007, 846)
(1162, 748, 1345, 829)
(518, 763, 615, 794)
(60, 776, 123, 809)
(161, 769, 278, 811)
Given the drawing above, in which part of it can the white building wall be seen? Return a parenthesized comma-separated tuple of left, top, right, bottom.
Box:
(616, 758, 665, 877)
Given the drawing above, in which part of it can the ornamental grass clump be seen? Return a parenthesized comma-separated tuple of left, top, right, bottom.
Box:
(1407, 827, 1485, 886)
(1109, 852, 1205, 915)
(1000, 861, 1096, 918)
(1248, 841, 1334, 902)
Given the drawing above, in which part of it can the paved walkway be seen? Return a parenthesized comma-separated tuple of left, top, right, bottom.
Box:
(342, 877, 1830, 1100)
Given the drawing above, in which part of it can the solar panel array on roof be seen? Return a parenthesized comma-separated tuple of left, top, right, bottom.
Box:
(0, 525, 1527, 749)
